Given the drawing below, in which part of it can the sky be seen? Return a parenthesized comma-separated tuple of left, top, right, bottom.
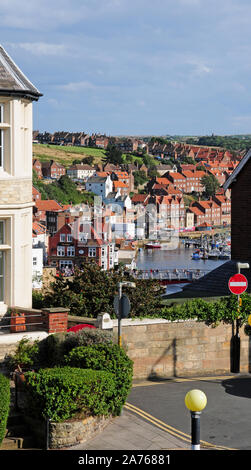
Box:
(2, 0, 251, 136)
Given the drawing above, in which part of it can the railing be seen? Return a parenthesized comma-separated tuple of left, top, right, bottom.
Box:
(131, 268, 210, 282)
(0, 307, 69, 335)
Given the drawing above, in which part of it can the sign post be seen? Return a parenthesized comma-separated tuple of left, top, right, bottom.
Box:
(114, 281, 135, 347)
(228, 264, 249, 373)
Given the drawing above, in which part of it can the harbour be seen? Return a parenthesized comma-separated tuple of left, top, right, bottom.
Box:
(133, 234, 230, 295)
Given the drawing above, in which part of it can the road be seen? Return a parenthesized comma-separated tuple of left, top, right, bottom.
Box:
(126, 374, 251, 450)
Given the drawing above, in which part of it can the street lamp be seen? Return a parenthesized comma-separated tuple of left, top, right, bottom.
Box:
(117, 281, 136, 347)
(185, 389, 207, 450)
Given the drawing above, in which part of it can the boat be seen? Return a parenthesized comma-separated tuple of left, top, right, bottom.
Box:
(208, 249, 220, 260)
(145, 241, 161, 249)
(219, 251, 231, 260)
(191, 251, 201, 260)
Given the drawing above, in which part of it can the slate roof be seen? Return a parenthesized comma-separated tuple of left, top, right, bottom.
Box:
(0, 45, 42, 100)
(180, 261, 251, 297)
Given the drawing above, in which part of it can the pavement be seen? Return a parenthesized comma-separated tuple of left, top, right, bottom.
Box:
(67, 407, 191, 451)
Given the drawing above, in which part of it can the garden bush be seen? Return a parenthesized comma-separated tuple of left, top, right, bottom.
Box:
(160, 293, 251, 327)
(4, 337, 40, 372)
(37, 329, 114, 368)
(0, 373, 10, 446)
(23, 367, 116, 422)
(63, 343, 134, 415)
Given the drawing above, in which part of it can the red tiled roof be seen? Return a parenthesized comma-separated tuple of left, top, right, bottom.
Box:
(35, 200, 63, 211)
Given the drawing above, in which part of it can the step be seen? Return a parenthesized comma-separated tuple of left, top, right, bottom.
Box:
(1, 437, 24, 450)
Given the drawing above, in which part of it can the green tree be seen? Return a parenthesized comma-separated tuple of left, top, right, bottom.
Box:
(42, 262, 163, 318)
(104, 144, 123, 165)
(133, 170, 148, 188)
(201, 174, 220, 197)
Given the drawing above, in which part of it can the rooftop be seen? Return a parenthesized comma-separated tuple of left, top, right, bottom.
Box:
(0, 45, 42, 101)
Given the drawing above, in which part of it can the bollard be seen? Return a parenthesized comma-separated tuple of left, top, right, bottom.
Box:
(185, 389, 207, 450)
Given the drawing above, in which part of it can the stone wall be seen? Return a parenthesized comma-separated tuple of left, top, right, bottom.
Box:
(0, 178, 32, 205)
(24, 414, 112, 449)
(113, 319, 251, 379)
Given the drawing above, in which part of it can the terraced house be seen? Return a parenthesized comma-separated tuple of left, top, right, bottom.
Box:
(0, 45, 42, 313)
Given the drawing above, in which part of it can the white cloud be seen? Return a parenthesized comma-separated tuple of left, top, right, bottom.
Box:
(59, 81, 97, 92)
(8, 42, 69, 56)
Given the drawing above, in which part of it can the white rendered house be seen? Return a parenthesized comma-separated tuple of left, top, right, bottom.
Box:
(0, 45, 42, 314)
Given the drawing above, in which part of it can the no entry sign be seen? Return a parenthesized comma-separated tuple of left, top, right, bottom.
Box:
(228, 273, 248, 295)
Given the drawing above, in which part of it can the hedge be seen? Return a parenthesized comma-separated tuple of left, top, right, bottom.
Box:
(24, 367, 116, 422)
(0, 374, 10, 446)
(160, 293, 251, 327)
(63, 343, 134, 415)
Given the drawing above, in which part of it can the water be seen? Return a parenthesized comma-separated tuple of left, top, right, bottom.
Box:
(136, 244, 227, 272)
(136, 243, 229, 295)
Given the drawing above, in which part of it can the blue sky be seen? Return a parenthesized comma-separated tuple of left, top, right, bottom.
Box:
(2, 0, 251, 136)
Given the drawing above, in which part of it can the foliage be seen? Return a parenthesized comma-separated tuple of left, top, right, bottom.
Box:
(42, 261, 163, 318)
(201, 174, 220, 197)
(0, 374, 10, 446)
(24, 367, 116, 422)
(32, 290, 45, 309)
(32, 172, 94, 205)
(103, 144, 123, 165)
(37, 329, 113, 368)
(5, 338, 40, 372)
(160, 293, 251, 327)
(133, 170, 148, 187)
(63, 343, 134, 415)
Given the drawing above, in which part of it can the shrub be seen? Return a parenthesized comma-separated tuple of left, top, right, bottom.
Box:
(0, 374, 10, 446)
(37, 329, 114, 368)
(4, 337, 40, 372)
(64, 343, 134, 415)
(24, 367, 116, 422)
(161, 293, 251, 327)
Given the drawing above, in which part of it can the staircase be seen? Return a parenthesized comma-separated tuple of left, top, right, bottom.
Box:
(1, 411, 40, 450)
(1, 379, 41, 450)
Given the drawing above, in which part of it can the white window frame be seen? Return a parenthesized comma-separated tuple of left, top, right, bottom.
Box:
(67, 246, 75, 257)
(88, 247, 96, 257)
(57, 246, 65, 256)
(60, 234, 66, 242)
(67, 234, 72, 242)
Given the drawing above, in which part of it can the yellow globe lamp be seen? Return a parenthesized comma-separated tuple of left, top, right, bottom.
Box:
(185, 389, 207, 412)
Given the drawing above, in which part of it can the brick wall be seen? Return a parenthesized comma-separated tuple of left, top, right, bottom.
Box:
(231, 157, 251, 262)
(114, 320, 251, 379)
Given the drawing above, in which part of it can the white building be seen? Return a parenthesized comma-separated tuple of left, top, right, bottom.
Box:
(67, 163, 96, 181)
(32, 247, 43, 289)
(0, 45, 42, 313)
(86, 175, 113, 198)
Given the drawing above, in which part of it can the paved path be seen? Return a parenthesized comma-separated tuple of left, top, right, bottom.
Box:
(68, 408, 190, 451)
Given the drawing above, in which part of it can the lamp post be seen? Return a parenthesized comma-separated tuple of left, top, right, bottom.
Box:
(117, 281, 136, 347)
(185, 389, 207, 450)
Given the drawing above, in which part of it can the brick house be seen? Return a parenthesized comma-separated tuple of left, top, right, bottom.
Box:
(42, 160, 66, 179)
(33, 199, 63, 223)
(224, 149, 251, 263)
(32, 186, 41, 202)
(165, 172, 186, 192)
(48, 221, 116, 271)
(33, 159, 43, 179)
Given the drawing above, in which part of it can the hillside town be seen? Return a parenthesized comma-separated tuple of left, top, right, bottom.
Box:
(1, 18, 251, 454)
(31, 132, 240, 285)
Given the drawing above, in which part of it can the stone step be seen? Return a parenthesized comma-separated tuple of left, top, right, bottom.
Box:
(1, 437, 24, 450)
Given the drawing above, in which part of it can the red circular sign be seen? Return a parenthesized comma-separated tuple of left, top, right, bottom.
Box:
(228, 273, 248, 295)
